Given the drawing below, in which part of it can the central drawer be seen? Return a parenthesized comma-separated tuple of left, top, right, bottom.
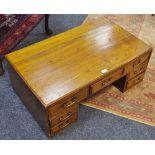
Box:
(90, 67, 124, 94)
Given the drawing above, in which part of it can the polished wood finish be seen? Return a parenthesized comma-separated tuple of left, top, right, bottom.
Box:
(49, 106, 78, 127)
(125, 72, 145, 90)
(48, 87, 88, 116)
(51, 113, 78, 134)
(90, 68, 124, 94)
(127, 60, 148, 80)
(8, 65, 50, 136)
(6, 19, 153, 137)
(6, 23, 152, 107)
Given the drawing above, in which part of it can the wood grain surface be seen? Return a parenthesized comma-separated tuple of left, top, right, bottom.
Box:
(6, 20, 152, 108)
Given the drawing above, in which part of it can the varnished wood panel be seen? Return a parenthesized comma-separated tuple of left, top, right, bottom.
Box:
(6, 22, 152, 108)
(8, 64, 50, 136)
(125, 72, 145, 89)
(51, 113, 78, 135)
(49, 107, 78, 127)
(48, 103, 78, 118)
(127, 60, 148, 80)
(90, 67, 124, 94)
(48, 87, 88, 112)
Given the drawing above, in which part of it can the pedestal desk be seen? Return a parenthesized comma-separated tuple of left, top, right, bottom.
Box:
(6, 20, 152, 138)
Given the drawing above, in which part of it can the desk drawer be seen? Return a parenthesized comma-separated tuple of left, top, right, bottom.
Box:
(124, 52, 151, 74)
(127, 60, 148, 80)
(126, 72, 145, 89)
(48, 88, 88, 116)
(51, 113, 78, 134)
(132, 52, 150, 67)
(49, 105, 78, 126)
(91, 68, 123, 94)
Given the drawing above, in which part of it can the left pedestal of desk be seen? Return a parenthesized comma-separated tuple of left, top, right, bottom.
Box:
(7, 64, 80, 138)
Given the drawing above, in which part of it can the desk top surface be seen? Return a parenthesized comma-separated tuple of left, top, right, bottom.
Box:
(6, 18, 152, 108)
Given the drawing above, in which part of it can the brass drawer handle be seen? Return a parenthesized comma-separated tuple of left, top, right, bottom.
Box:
(63, 97, 77, 108)
(59, 112, 72, 121)
(140, 67, 143, 71)
(101, 81, 106, 86)
(138, 59, 141, 64)
(133, 60, 141, 67)
(107, 77, 112, 81)
(101, 77, 111, 86)
(137, 77, 141, 82)
(133, 77, 141, 84)
(134, 67, 143, 75)
(59, 122, 70, 129)
(64, 101, 76, 108)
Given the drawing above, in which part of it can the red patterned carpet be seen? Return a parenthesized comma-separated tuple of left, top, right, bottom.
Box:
(82, 15, 155, 126)
(0, 14, 44, 59)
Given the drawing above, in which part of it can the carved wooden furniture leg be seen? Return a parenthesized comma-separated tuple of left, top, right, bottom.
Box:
(45, 14, 53, 35)
(0, 60, 4, 76)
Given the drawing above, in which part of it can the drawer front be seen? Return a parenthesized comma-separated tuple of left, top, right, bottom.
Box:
(91, 68, 124, 94)
(132, 52, 150, 67)
(126, 72, 145, 89)
(124, 52, 150, 74)
(49, 105, 78, 126)
(51, 113, 78, 134)
(127, 60, 148, 80)
(48, 88, 88, 116)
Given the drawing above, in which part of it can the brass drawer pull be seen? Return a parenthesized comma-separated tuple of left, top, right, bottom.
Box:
(137, 77, 141, 82)
(140, 67, 143, 72)
(138, 60, 141, 64)
(133, 60, 141, 67)
(132, 77, 141, 85)
(59, 112, 72, 121)
(59, 122, 70, 129)
(64, 101, 76, 108)
(108, 77, 112, 81)
(101, 77, 112, 86)
(101, 81, 106, 86)
(63, 97, 77, 108)
(134, 67, 143, 75)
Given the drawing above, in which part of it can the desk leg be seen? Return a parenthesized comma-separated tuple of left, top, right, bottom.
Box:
(45, 14, 53, 35)
(0, 60, 4, 76)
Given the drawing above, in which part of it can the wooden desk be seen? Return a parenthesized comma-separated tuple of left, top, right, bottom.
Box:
(6, 20, 152, 138)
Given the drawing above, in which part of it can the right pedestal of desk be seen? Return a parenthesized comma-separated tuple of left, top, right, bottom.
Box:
(114, 51, 152, 92)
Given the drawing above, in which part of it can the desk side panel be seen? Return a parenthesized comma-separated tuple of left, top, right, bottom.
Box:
(7, 63, 50, 137)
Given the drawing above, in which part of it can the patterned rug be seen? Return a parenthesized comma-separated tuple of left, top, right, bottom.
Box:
(0, 14, 44, 59)
(0, 15, 27, 42)
(82, 15, 155, 126)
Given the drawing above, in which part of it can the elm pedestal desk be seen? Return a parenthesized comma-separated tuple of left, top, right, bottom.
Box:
(6, 21, 152, 138)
